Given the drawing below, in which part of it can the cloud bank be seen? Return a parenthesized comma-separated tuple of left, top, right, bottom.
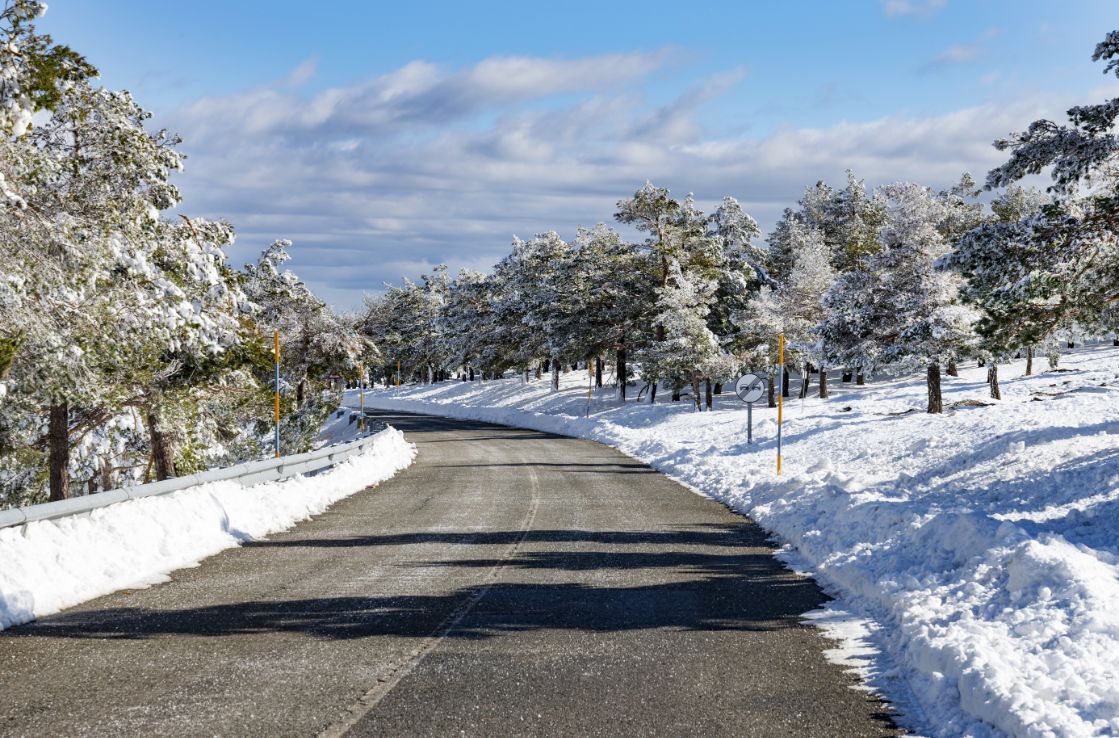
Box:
(164, 51, 1064, 310)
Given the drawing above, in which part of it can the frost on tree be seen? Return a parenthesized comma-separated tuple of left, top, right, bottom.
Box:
(967, 30, 1119, 350)
(0, 3, 360, 507)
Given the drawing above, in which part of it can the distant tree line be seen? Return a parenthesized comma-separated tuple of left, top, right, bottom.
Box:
(363, 30, 1119, 415)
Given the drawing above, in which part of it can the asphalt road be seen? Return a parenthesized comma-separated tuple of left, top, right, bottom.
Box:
(0, 410, 903, 737)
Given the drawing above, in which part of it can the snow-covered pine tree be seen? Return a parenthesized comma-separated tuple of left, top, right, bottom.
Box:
(439, 270, 499, 381)
(504, 232, 578, 391)
(639, 260, 724, 410)
(0, 4, 368, 505)
(0, 28, 217, 498)
(935, 174, 986, 377)
(615, 184, 746, 404)
(973, 31, 1119, 344)
(568, 225, 651, 392)
(826, 171, 888, 273)
(704, 196, 766, 402)
(785, 231, 837, 398)
(739, 220, 835, 400)
(363, 268, 450, 387)
(940, 185, 1048, 395)
(819, 264, 883, 387)
(871, 182, 978, 413)
(614, 182, 684, 400)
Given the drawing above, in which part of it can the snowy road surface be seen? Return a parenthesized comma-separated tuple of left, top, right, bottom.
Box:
(0, 411, 902, 737)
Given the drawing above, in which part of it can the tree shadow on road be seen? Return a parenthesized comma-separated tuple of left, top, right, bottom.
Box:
(2, 520, 907, 734)
(242, 522, 770, 550)
(6, 576, 819, 643)
(8, 524, 821, 642)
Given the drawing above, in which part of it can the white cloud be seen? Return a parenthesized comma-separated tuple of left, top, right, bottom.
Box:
(920, 43, 987, 73)
(164, 53, 1071, 310)
(282, 58, 317, 88)
(177, 50, 674, 138)
(883, 0, 947, 17)
(937, 45, 984, 63)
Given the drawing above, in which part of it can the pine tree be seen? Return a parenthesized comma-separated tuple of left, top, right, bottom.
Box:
(975, 30, 1119, 332)
(940, 185, 1048, 394)
(871, 183, 977, 413)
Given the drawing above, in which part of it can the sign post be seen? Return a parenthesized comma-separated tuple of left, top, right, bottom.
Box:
(733, 372, 767, 444)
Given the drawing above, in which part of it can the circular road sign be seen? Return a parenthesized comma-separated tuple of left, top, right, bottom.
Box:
(734, 373, 767, 404)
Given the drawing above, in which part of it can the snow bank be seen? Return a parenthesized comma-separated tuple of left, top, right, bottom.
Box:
(356, 347, 1119, 738)
(0, 427, 415, 631)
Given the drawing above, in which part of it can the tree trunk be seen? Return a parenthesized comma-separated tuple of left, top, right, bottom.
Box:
(469, 367, 475, 381)
(595, 357, 603, 388)
(705, 379, 713, 411)
(691, 376, 702, 411)
(649, 381, 657, 404)
(1025, 347, 1033, 376)
(296, 378, 305, 406)
(819, 367, 828, 399)
(767, 371, 776, 408)
(987, 364, 1001, 400)
(798, 362, 810, 399)
(48, 402, 71, 502)
(947, 360, 958, 377)
(714, 382, 723, 395)
(782, 366, 790, 397)
(1113, 336, 1119, 346)
(856, 367, 865, 386)
(147, 408, 177, 482)
(672, 380, 682, 401)
(543, 358, 550, 372)
(551, 357, 560, 392)
(926, 363, 943, 414)
(842, 369, 852, 382)
(616, 348, 627, 402)
(101, 459, 114, 493)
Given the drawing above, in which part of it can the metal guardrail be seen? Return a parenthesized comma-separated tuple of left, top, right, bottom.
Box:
(0, 419, 389, 530)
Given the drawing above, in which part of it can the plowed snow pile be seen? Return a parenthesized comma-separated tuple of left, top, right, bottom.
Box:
(0, 427, 415, 630)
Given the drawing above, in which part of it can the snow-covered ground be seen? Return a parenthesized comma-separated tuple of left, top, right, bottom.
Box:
(0, 426, 415, 631)
(355, 346, 1119, 738)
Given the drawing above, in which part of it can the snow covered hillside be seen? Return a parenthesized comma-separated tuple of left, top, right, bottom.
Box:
(356, 347, 1119, 738)
(0, 427, 416, 631)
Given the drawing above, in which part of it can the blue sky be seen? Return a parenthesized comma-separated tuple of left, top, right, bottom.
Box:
(40, 0, 1118, 309)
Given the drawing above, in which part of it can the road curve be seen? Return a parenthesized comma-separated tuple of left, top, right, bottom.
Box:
(0, 411, 902, 737)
